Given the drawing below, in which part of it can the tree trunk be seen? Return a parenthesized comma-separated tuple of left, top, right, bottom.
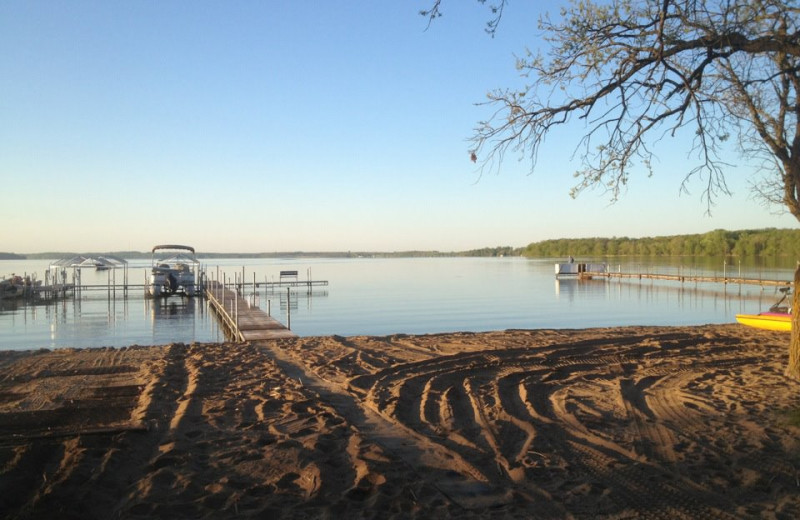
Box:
(788, 262, 800, 379)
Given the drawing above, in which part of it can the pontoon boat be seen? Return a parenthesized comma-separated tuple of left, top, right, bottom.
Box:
(147, 245, 199, 297)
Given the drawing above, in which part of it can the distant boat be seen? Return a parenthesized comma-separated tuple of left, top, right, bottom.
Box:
(94, 257, 113, 270)
(147, 245, 199, 298)
(73, 256, 118, 270)
(555, 258, 607, 277)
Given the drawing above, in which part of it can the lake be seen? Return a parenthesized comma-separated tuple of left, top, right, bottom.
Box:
(0, 256, 795, 351)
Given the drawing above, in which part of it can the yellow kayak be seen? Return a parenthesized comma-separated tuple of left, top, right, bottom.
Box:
(735, 312, 792, 332)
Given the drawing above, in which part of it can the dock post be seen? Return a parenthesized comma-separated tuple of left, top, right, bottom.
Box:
(287, 287, 291, 330)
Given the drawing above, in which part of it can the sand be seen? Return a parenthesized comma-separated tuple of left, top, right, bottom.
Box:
(1, 324, 800, 519)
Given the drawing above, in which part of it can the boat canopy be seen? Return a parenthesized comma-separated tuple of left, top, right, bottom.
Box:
(49, 255, 128, 269)
(154, 253, 199, 266)
(152, 245, 195, 254)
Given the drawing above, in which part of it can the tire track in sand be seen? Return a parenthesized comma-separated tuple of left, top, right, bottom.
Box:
(259, 342, 522, 513)
(344, 334, 747, 518)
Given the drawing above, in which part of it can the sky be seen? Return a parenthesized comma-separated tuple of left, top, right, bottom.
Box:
(2, 1, 797, 254)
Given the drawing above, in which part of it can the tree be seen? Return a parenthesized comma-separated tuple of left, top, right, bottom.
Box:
(425, 0, 800, 377)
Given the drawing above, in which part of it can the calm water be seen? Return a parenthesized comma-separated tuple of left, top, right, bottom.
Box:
(0, 257, 795, 351)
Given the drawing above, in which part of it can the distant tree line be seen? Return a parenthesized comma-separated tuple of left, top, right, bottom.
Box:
(457, 246, 521, 257)
(16, 249, 521, 260)
(11, 230, 800, 260)
(523, 229, 800, 258)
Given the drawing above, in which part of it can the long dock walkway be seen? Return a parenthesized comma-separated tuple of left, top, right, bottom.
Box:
(205, 281, 296, 342)
(582, 271, 791, 287)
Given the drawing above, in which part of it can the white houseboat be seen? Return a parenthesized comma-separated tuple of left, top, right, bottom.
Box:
(555, 258, 608, 277)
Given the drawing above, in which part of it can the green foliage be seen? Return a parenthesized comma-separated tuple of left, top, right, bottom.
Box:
(457, 246, 521, 257)
(522, 228, 800, 258)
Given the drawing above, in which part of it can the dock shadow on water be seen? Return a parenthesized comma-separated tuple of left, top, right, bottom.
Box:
(1, 324, 800, 518)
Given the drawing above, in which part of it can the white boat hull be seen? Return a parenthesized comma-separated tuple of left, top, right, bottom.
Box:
(146, 245, 200, 298)
(148, 270, 196, 297)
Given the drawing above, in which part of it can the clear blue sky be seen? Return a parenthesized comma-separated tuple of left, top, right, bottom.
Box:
(2, 1, 796, 253)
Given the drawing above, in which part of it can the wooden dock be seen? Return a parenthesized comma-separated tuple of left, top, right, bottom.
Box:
(33, 283, 76, 301)
(582, 271, 791, 287)
(205, 281, 296, 342)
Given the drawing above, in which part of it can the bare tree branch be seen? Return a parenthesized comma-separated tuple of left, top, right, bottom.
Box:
(423, 0, 800, 377)
(438, 1, 800, 216)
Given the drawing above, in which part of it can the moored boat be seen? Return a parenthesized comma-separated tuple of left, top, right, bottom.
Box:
(1, 275, 26, 299)
(1, 274, 40, 300)
(554, 258, 608, 277)
(147, 245, 199, 298)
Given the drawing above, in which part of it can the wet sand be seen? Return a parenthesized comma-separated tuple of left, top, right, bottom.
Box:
(1, 324, 800, 519)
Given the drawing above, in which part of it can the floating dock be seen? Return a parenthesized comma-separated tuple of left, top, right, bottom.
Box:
(205, 281, 296, 342)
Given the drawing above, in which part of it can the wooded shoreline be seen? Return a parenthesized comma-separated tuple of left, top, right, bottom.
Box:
(5, 227, 800, 261)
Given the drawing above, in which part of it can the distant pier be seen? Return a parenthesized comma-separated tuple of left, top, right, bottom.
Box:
(580, 270, 791, 287)
(554, 260, 792, 288)
(205, 280, 296, 342)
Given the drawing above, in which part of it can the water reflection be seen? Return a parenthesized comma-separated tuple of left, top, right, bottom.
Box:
(0, 294, 222, 350)
(145, 297, 221, 346)
(555, 278, 605, 299)
(148, 297, 195, 318)
(1, 257, 796, 350)
(555, 276, 789, 320)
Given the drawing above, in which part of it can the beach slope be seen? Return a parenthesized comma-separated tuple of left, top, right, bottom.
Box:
(1, 325, 799, 518)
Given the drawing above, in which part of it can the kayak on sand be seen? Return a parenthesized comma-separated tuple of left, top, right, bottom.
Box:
(735, 312, 791, 332)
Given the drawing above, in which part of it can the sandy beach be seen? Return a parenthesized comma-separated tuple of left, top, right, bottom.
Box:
(2, 324, 800, 519)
